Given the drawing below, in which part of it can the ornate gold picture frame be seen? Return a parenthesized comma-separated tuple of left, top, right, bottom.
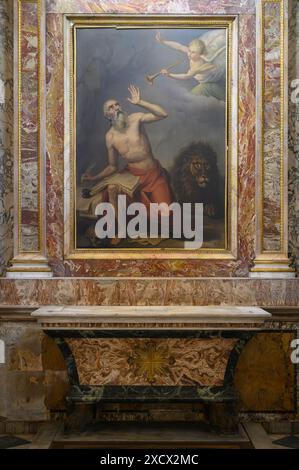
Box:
(64, 15, 238, 260)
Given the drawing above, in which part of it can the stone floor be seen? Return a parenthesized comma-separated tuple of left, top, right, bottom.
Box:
(1, 422, 298, 449)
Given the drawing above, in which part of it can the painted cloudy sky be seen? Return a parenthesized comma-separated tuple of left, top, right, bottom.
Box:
(76, 27, 226, 180)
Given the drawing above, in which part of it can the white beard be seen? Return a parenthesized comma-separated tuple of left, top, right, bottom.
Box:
(112, 111, 128, 130)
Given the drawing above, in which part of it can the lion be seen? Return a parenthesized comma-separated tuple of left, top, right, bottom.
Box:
(171, 141, 224, 218)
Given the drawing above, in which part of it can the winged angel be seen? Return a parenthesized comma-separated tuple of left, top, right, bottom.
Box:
(156, 30, 226, 101)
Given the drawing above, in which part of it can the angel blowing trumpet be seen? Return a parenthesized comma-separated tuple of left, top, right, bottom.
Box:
(155, 30, 226, 101)
(145, 59, 184, 85)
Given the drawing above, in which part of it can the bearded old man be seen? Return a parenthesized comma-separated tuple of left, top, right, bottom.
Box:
(81, 85, 174, 212)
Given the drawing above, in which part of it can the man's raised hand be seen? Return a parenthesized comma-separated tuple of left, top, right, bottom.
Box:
(127, 84, 141, 105)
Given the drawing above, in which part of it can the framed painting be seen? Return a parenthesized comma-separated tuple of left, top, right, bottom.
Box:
(64, 15, 238, 259)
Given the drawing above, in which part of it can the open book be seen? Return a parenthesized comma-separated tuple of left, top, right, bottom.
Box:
(89, 171, 140, 199)
(77, 191, 106, 218)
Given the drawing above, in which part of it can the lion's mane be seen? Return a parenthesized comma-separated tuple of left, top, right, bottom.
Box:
(171, 141, 223, 218)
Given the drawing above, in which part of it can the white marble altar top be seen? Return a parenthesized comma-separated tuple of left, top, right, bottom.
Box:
(31, 305, 271, 327)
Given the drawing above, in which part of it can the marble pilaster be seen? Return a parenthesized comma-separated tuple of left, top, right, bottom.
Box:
(250, 0, 295, 277)
(6, 0, 52, 278)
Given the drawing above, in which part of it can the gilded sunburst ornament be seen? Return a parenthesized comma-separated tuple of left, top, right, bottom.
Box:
(134, 342, 168, 383)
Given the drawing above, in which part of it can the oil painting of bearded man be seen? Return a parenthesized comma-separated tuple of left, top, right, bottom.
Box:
(75, 26, 227, 250)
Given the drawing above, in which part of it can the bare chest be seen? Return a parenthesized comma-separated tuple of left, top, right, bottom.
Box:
(111, 123, 142, 151)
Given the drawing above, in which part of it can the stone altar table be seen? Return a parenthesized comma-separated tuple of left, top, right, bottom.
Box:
(32, 306, 271, 432)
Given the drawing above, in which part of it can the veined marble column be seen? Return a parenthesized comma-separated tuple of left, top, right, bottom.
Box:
(250, 0, 295, 278)
(6, 0, 52, 278)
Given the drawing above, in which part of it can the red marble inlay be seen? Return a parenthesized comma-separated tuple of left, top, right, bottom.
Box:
(237, 14, 256, 272)
(21, 209, 39, 226)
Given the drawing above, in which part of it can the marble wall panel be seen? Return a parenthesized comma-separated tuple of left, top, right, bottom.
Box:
(0, 0, 13, 275)
(289, 0, 299, 271)
(0, 278, 298, 306)
(19, 1, 40, 252)
(235, 332, 296, 412)
(237, 14, 256, 268)
(0, 323, 48, 421)
(262, 1, 283, 252)
(46, 0, 256, 15)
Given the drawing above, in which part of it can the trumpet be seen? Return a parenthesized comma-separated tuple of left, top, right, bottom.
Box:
(145, 59, 183, 85)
